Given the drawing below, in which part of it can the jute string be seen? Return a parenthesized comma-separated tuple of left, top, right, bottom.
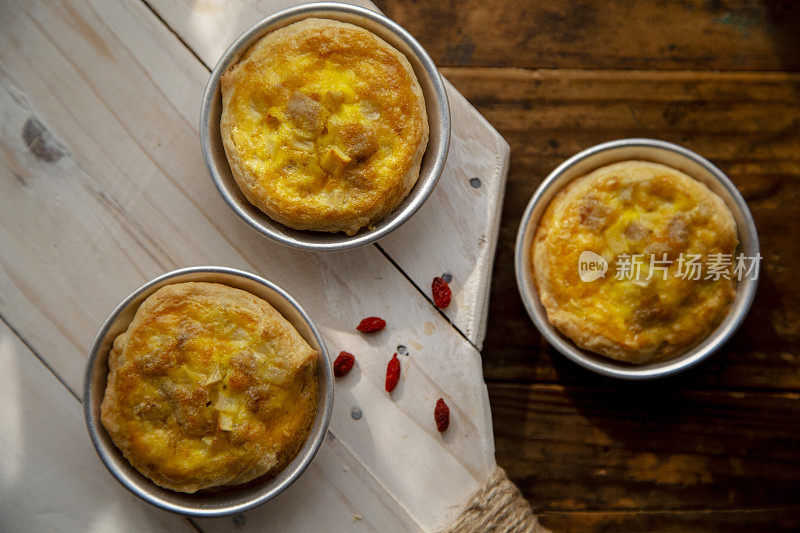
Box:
(440, 468, 549, 533)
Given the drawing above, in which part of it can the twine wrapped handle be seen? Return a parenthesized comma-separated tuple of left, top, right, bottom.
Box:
(441, 468, 549, 533)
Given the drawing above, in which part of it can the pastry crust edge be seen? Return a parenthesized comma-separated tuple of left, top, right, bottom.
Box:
(219, 18, 429, 236)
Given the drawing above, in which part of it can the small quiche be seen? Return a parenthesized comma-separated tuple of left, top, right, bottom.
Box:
(220, 18, 429, 236)
(101, 282, 318, 493)
(532, 161, 738, 364)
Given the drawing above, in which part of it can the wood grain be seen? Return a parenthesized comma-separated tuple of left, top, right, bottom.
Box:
(0, 0, 499, 530)
(489, 383, 800, 531)
(447, 68, 800, 390)
(375, 0, 800, 71)
(538, 509, 800, 533)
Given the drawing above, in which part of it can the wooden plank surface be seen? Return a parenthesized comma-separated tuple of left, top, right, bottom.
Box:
(537, 509, 800, 533)
(489, 383, 800, 527)
(0, 0, 504, 530)
(375, 0, 800, 71)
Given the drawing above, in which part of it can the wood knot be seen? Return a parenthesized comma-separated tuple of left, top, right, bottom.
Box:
(22, 117, 66, 163)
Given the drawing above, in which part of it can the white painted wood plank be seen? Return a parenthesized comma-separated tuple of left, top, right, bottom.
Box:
(379, 85, 509, 348)
(0, 321, 193, 532)
(197, 433, 422, 532)
(144, 0, 510, 348)
(142, 0, 378, 66)
(0, 78, 172, 394)
(0, 0, 496, 530)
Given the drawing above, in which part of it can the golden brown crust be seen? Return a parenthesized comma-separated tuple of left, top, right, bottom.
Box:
(532, 161, 738, 364)
(100, 282, 318, 493)
(220, 18, 429, 236)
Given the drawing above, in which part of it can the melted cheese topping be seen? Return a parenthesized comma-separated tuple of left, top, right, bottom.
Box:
(220, 18, 428, 235)
(532, 161, 738, 363)
(101, 282, 318, 493)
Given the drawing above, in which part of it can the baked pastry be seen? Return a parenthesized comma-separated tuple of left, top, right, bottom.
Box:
(100, 282, 318, 493)
(220, 18, 429, 235)
(532, 161, 738, 364)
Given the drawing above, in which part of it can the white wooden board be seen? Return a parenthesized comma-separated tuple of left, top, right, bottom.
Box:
(0, 0, 510, 531)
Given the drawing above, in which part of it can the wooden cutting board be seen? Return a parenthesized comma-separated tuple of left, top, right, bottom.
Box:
(0, 0, 510, 531)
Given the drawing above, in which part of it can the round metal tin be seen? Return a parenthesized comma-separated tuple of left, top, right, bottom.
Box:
(199, 2, 450, 251)
(83, 266, 333, 516)
(515, 139, 760, 379)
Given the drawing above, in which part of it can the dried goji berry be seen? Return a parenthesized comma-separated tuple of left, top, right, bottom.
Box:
(357, 316, 386, 333)
(431, 276, 452, 309)
(385, 353, 400, 393)
(333, 351, 355, 377)
(434, 398, 450, 433)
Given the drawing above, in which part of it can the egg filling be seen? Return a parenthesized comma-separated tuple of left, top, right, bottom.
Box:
(220, 19, 429, 235)
(532, 161, 738, 363)
(101, 282, 318, 493)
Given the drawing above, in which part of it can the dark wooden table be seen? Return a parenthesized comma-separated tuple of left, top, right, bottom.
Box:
(376, 1, 800, 530)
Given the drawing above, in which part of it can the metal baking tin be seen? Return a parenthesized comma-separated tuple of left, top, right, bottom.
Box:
(83, 266, 333, 516)
(514, 139, 760, 380)
(199, 2, 450, 251)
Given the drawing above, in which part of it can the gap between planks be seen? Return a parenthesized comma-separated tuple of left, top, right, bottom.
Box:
(486, 382, 800, 399)
(441, 66, 800, 77)
(484, 375, 800, 394)
(375, 243, 480, 352)
(136, 0, 477, 347)
(0, 311, 80, 402)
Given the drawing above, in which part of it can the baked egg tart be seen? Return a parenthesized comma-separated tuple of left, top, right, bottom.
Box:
(219, 18, 429, 236)
(100, 282, 318, 493)
(532, 161, 738, 364)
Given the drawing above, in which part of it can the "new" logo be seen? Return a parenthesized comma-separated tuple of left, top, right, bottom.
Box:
(578, 251, 608, 282)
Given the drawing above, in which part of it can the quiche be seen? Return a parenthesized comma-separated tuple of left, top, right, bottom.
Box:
(532, 161, 738, 364)
(100, 282, 318, 493)
(220, 18, 429, 236)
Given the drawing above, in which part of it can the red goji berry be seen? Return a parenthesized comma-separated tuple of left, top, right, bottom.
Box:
(434, 398, 450, 433)
(385, 353, 400, 393)
(357, 316, 386, 333)
(431, 277, 452, 309)
(333, 351, 355, 377)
